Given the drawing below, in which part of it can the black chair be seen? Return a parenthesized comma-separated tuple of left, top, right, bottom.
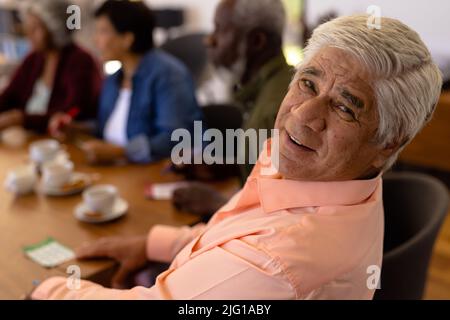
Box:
(202, 104, 243, 133)
(153, 9, 184, 30)
(201, 103, 244, 161)
(374, 172, 449, 300)
(198, 104, 244, 180)
(160, 33, 208, 86)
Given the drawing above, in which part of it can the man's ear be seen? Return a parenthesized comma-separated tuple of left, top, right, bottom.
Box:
(371, 139, 406, 169)
(247, 30, 268, 53)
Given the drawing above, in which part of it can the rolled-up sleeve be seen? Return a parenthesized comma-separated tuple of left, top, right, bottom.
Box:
(146, 223, 206, 263)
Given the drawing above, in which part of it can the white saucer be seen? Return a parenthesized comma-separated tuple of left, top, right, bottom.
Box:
(38, 172, 92, 196)
(74, 198, 128, 223)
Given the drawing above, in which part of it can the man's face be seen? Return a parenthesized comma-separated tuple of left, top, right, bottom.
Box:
(275, 47, 387, 181)
(205, 0, 243, 68)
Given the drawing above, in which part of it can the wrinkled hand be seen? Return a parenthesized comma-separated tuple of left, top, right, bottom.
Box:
(76, 235, 148, 289)
(80, 140, 126, 165)
(48, 112, 72, 140)
(0, 109, 24, 131)
(172, 182, 228, 217)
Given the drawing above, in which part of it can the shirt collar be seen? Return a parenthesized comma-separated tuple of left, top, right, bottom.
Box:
(256, 175, 381, 214)
(218, 139, 382, 215)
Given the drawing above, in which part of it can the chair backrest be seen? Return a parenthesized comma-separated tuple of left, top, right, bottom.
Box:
(374, 172, 449, 300)
(201, 104, 243, 165)
(153, 9, 184, 30)
(202, 104, 243, 133)
(160, 33, 208, 86)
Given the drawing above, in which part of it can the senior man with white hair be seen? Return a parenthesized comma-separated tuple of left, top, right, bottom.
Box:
(31, 15, 442, 300)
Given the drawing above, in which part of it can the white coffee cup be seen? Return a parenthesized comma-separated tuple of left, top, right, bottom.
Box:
(82, 185, 118, 215)
(42, 161, 74, 189)
(4, 165, 37, 195)
(29, 139, 61, 164)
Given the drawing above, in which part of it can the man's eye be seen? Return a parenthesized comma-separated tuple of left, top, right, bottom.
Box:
(335, 104, 357, 121)
(300, 79, 317, 94)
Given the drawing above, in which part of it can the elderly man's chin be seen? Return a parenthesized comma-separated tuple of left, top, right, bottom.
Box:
(277, 153, 375, 182)
(276, 129, 379, 182)
(277, 128, 320, 181)
(278, 128, 316, 160)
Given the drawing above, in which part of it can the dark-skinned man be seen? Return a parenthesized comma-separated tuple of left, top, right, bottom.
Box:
(172, 0, 293, 218)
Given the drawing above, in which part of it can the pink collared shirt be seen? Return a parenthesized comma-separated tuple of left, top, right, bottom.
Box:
(32, 143, 384, 300)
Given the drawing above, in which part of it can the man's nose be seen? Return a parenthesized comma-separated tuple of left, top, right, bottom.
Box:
(290, 96, 327, 133)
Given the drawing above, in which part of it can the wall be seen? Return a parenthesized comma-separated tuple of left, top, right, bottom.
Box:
(305, 0, 450, 56)
(145, 0, 221, 32)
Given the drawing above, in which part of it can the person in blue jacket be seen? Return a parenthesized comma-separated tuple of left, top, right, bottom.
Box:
(50, 0, 202, 164)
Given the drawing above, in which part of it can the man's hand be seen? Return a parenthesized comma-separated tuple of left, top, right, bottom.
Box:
(80, 140, 126, 165)
(172, 182, 228, 217)
(0, 109, 24, 131)
(76, 235, 148, 289)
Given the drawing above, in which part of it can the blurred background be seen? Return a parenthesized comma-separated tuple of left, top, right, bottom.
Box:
(0, 0, 449, 299)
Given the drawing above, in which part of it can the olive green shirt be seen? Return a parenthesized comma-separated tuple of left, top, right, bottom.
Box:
(233, 54, 293, 181)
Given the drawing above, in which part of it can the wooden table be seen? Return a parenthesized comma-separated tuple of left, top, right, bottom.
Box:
(0, 139, 239, 299)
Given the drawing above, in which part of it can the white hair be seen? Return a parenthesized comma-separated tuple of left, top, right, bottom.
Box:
(21, 0, 73, 48)
(299, 14, 442, 171)
(231, 0, 286, 37)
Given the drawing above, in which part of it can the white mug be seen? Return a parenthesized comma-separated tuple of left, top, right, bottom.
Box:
(42, 161, 74, 189)
(29, 139, 61, 164)
(4, 165, 37, 195)
(82, 185, 118, 215)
